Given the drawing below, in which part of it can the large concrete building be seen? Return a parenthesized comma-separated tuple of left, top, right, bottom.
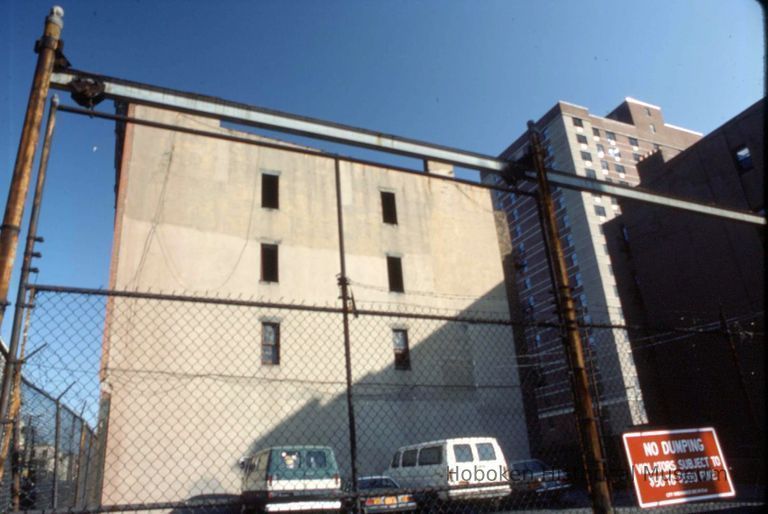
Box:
(604, 98, 765, 484)
(484, 98, 702, 466)
(97, 105, 530, 504)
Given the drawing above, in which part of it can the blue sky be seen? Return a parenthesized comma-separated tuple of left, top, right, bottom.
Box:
(0, 0, 764, 339)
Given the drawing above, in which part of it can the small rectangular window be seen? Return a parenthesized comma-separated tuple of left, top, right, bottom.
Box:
(586, 169, 597, 179)
(581, 151, 592, 162)
(601, 160, 610, 171)
(261, 322, 280, 365)
(261, 244, 279, 283)
(615, 164, 626, 174)
(595, 206, 607, 217)
(381, 191, 398, 224)
(596, 144, 605, 153)
(476, 443, 497, 461)
(392, 329, 410, 370)
(402, 449, 417, 467)
(592, 128, 600, 137)
(606, 131, 616, 141)
(261, 174, 279, 209)
(418, 446, 442, 465)
(577, 134, 588, 144)
(387, 256, 404, 293)
(572, 117, 584, 127)
(633, 153, 641, 162)
(453, 444, 473, 463)
(628, 137, 639, 146)
(733, 145, 753, 171)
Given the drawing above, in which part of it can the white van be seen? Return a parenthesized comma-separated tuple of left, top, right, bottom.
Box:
(240, 446, 342, 513)
(386, 438, 510, 502)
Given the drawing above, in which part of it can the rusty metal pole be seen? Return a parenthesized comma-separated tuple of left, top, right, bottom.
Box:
(0, 8, 64, 457)
(527, 121, 613, 514)
(0, 6, 63, 327)
(0, 96, 59, 461)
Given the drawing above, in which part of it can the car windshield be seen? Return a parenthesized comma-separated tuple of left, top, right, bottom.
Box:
(358, 477, 398, 490)
(511, 460, 546, 473)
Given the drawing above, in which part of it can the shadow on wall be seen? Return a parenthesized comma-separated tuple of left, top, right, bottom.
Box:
(236, 283, 531, 480)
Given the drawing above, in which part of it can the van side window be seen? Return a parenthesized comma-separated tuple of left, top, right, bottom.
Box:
(476, 443, 496, 461)
(453, 444, 473, 463)
(391, 451, 401, 468)
(402, 449, 418, 467)
(418, 446, 442, 465)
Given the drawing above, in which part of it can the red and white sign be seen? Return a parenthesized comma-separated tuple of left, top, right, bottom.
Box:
(622, 427, 735, 508)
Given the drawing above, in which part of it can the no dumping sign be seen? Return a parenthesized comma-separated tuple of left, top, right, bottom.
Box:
(622, 427, 735, 508)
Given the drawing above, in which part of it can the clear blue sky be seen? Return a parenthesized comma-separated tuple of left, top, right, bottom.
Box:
(0, 0, 764, 339)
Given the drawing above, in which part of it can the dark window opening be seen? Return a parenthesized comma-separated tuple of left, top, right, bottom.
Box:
(261, 244, 279, 283)
(733, 145, 753, 171)
(387, 256, 404, 293)
(261, 322, 280, 365)
(592, 128, 600, 137)
(606, 131, 616, 141)
(393, 329, 410, 370)
(577, 134, 588, 144)
(628, 137, 639, 146)
(572, 117, 584, 127)
(262, 174, 279, 209)
(381, 191, 398, 224)
(581, 151, 592, 161)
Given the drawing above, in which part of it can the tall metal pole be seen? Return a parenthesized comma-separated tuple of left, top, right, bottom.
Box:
(51, 382, 74, 510)
(527, 122, 613, 513)
(0, 6, 63, 326)
(333, 158, 359, 512)
(0, 96, 59, 457)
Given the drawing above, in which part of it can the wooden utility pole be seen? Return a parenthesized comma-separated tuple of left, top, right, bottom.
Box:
(527, 121, 614, 513)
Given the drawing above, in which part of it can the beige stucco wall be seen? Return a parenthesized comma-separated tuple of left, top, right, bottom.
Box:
(99, 105, 528, 504)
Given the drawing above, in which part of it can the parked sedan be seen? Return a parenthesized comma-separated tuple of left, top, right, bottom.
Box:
(357, 476, 417, 514)
(508, 459, 571, 499)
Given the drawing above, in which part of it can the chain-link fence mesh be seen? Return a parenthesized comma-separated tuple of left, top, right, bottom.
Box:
(1, 285, 763, 513)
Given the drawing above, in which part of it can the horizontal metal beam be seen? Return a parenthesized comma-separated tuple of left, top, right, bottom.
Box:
(50, 69, 765, 226)
(534, 170, 766, 225)
(50, 70, 504, 171)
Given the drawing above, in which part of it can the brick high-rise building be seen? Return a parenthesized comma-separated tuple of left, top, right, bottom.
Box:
(484, 98, 701, 465)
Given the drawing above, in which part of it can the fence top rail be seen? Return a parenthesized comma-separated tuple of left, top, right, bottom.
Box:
(49, 69, 766, 226)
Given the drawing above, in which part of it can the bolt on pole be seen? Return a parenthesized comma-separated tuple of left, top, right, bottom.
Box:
(527, 121, 614, 514)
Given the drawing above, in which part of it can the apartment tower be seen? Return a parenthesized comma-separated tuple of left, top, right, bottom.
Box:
(485, 98, 701, 462)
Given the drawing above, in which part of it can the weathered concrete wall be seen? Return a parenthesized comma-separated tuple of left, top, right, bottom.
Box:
(99, 105, 528, 504)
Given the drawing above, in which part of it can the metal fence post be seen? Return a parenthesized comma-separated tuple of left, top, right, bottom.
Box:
(527, 121, 614, 513)
(333, 157, 360, 512)
(0, 6, 63, 328)
(0, 94, 60, 468)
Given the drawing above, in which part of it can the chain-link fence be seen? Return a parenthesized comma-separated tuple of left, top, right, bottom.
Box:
(0, 284, 763, 513)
